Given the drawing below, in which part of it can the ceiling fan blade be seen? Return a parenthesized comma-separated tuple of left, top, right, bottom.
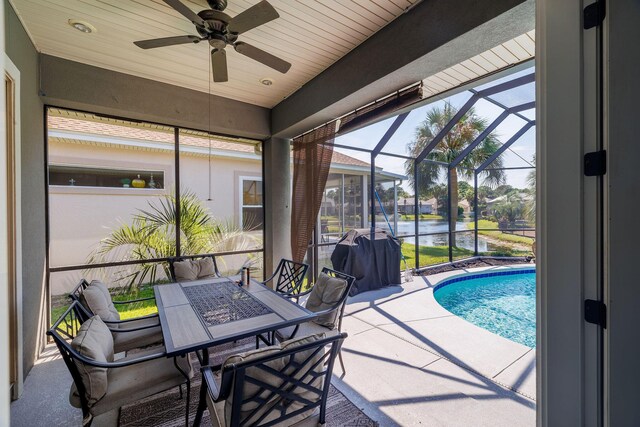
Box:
(234, 42, 291, 73)
(134, 35, 201, 49)
(227, 1, 279, 34)
(211, 49, 229, 82)
(163, 0, 207, 28)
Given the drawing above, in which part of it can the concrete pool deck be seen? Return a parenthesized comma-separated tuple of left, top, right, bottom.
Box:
(336, 264, 536, 426)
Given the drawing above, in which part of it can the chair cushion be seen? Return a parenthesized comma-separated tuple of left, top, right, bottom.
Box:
(173, 257, 217, 282)
(70, 351, 192, 416)
(112, 317, 163, 354)
(80, 280, 120, 323)
(275, 321, 339, 343)
(305, 273, 348, 329)
(70, 316, 115, 407)
(220, 333, 327, 427)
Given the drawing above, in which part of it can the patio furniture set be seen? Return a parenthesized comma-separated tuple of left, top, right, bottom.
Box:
(48, 256, 355, 427)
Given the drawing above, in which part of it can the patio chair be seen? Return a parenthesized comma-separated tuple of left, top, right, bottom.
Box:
(263, 259, 309, 302)
(273, 267, 355, 374)
(48, 302, 193, 427)
(70, 279, 163, 353)
(193, 332, 347, 427)
(168, 254, 221, 282)
(254, 259, 308, 349)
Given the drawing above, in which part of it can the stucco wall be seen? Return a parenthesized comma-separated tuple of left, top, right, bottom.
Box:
(48, 140, 262, 294)
(5, 0, 45, 380)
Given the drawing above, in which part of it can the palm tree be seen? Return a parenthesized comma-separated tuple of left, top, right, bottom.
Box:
(525, 154, 536, 224)
(88, 190, 260, 290)
(405, 102, 505, 245)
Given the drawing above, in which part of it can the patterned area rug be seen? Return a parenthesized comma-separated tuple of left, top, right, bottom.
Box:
(119, 339, 377, 427)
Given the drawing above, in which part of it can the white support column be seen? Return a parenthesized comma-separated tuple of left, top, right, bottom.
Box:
(537, 0, 601, 425)
(0, 0, 10, 422)
(263, 137, 292, 281)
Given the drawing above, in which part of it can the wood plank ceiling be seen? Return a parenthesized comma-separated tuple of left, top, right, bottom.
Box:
(10, 0, 417, 108)
(421, 30, 535, 98)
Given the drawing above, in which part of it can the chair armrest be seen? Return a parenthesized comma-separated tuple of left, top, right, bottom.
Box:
(69, 347, 167, 368)
(290, 288, 313, 300)
(202, 366, 222, 402)
(102, 314, 160, 332)
(102, 313, 159, 323)
(106, 351, 168, 368)
(260, 270, 278, 286)
(107, 323, 160, 333)
(112, 296, 156, 305)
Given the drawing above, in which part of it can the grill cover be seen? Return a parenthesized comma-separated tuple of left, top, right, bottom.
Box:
(330, 228, 401, 295)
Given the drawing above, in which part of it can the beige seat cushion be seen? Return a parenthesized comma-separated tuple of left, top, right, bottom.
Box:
(113, 317, 163, 353)
(70, 352, 192, 416)
(173, 257, 217, 281)
(216, 333, 327, 427)
(70, 316, 115, 407)
(305, 273, 348, 329)
(80, 280, 120, 323)
(275, 320, 339, 343)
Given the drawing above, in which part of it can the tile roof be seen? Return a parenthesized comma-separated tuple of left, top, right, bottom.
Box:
(48, 114, 371, 167)
(48, 115, 255, 153)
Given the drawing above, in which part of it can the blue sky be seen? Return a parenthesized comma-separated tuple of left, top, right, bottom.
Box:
(333, 67, 536, 191)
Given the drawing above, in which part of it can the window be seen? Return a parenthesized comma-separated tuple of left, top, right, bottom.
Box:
(240, 177, 263, 231)
(49, 165, 164, 189)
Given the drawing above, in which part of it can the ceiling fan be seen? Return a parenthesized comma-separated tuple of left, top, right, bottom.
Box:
(134, 0, 291, 82)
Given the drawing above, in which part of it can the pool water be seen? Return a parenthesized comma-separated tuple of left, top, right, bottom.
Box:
(434, 270, 536, 347)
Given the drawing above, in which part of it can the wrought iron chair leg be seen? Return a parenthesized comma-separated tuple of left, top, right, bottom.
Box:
(193, 380, 207, 427)
(179, 384, 183, 399)
(338, 349, 346, 374)
(256, 335, 260, 349)
(185, 379, 191, 427)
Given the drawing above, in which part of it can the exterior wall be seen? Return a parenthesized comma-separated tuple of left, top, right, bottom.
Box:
(5, 0, 45, 381)
(48, 140, 262, 294)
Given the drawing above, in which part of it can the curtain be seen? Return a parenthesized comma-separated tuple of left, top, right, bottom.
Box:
(291, 123, 336, 263)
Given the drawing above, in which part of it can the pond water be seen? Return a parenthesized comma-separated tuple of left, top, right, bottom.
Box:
(395, 218, 499, 252)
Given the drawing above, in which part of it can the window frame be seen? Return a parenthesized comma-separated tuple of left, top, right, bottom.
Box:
(238, 175, 264, 231)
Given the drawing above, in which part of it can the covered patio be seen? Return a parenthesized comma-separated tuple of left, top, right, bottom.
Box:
(11, 265, 536, 426)
(2, 0, 546, 426)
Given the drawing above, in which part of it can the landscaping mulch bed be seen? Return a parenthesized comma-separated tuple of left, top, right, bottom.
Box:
(417, 257, 534, 276)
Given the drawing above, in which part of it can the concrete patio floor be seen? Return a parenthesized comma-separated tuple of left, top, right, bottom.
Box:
(11, 265, 536, 427)
(335, 265, 536, 426)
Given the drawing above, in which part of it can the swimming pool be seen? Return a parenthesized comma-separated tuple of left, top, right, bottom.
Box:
(434, 269, 536, 347)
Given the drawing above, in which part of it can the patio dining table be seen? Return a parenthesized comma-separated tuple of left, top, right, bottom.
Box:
(153, 275, 315, 361)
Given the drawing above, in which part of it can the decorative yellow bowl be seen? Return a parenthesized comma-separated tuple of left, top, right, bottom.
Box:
(132, 174, 146, 188)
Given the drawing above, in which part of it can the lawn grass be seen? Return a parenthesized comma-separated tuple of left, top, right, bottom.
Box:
(51, 285, 159, 326)
(400, 214, 444, 221)
(112, 287, 158, 319)
(401, 242, 474, 267)
(468, 219, 535, 245)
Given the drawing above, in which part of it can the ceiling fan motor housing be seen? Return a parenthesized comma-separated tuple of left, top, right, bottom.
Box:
(207, 0, 228, 11)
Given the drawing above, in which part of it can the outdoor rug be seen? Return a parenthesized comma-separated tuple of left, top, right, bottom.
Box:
(119, 338, 378, 427)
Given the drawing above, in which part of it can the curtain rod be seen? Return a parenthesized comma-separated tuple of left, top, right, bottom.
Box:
(292, 81, 423, 141)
